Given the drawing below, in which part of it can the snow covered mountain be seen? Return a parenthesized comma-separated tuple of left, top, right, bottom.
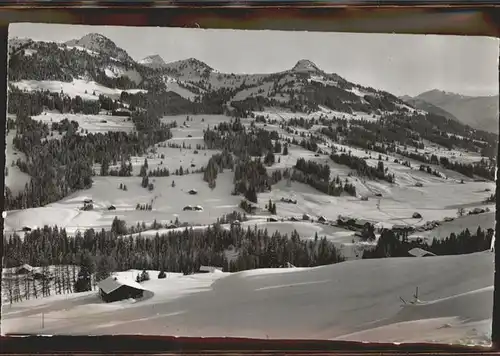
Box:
(291, 59, 323, 74)
(139, 54, 166, 69)
(65, 33, 134, 63)
(400, 95, 460, 123)
(9, 32, 492, 129)
(162, 57, 215, 77)
(403, 90, 499, 134)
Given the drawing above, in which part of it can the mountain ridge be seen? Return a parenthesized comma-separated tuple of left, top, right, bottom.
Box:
(402, 89, 499, 134)
(64, 33, 134, 63)
(15, 32, 494, 132)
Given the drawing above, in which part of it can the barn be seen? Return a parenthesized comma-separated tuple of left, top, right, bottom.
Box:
(199, 266, 223, 274)
(98, 276, 148, 303)
(16, 264, 34, 274)
(408, 247, 436, 258)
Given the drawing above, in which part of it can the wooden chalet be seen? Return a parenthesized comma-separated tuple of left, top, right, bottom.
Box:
(408, 247, 436, 258)
(16, 264, 34, 274)
(199, 266, 223, 274)
(98, 276, 147, 303)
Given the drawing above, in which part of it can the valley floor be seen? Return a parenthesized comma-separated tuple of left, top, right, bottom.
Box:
(2, 251, 493, 345)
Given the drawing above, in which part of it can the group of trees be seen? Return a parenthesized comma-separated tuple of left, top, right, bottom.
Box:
(148, 166, 200, 177)
(330, 152, 395, 183)
(8, 41, 149, 89)
(296, 106, 497, 182)
(204, 121, 279, 158)
(293, 158, 356, 196)
(203, 151, 235, 188)
(3, 220, 345, 289)
(2, 263, 91, 304)
(362, 226, 494, 259)
(4, 100, 173, 210)
(8, 87, 102, 117)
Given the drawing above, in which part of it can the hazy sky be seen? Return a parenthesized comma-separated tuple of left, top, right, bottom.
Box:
(9, 23, 499, 97)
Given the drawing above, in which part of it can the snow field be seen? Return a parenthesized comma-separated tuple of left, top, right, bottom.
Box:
(2, 251, 493, 344)
(31, 112, 135, 134)
(11, 79, 146, 101)
(4, 172, 242, 236)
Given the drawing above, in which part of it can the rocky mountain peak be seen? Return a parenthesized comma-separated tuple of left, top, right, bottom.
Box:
(65, 33, 133, 62)
(139, 54, 166, 69)
(291, 59, 322, 73)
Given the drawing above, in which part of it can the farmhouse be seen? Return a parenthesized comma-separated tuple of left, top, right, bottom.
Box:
(22, 226, 32, 232)
(199, 265, 223, 274)
(392, 224, 415, 233)
(31, 270, 53, 280)
(16, 264, 34, 274)
(112, 108, 131, 117)
(337, 215, 354, 226)
(317, 216, 327, 223)
(412, 212, 422, 219)
(108, 205, 116, 211)
(267, 217, 279, 222)
(193, 205, 204, 211)
(183, 205, 193, 211)
(469, 207, 486, 215)
(408, 247, 436, 258)
(352, 219, 373, 230)
(98, 276, 147, 303)
(188, 189, 198, 195)
(280, 197, 297, 204)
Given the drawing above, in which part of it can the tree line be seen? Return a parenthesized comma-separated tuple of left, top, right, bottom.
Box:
(362, 226, 494, 259)
(330, 151, 395, 183)
(293, 158, 357, 197)
(5, 106, 173, 210)
(3, 219, 346, 303)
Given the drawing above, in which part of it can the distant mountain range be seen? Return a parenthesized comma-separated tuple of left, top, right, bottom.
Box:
(401, 90, 498, 134)
(8, 33, 497, 137)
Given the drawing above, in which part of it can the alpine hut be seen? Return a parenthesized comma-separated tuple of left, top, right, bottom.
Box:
(408, 247, 436, 258)
(98, 276, 148, 303)
(16, 264, 34, 275)
(199, 266, 223, 274)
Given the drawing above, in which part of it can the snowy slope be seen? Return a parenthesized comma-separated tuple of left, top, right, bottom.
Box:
(2, 251, 493, 345)
(65, 33, 133, 63)
(11, 79, 146, 101)
(139, 55, 167, 69)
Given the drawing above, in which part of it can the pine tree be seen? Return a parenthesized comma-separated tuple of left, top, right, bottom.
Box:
(96, 255, 116, 282)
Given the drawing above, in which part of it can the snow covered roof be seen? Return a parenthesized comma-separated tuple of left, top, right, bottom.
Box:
(199, 265, 223, 273)
(98, 275, 147, 294)
(408, 247, 436, 257)
(17, 264, 34, 272)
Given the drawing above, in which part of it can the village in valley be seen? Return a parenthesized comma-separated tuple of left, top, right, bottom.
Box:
(1, 25, 498, 344)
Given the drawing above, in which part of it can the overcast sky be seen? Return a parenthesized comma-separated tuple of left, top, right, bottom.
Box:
(9, 23, 499, 97)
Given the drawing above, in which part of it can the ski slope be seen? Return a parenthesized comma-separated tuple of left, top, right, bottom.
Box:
(2, 251, 493, 345)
